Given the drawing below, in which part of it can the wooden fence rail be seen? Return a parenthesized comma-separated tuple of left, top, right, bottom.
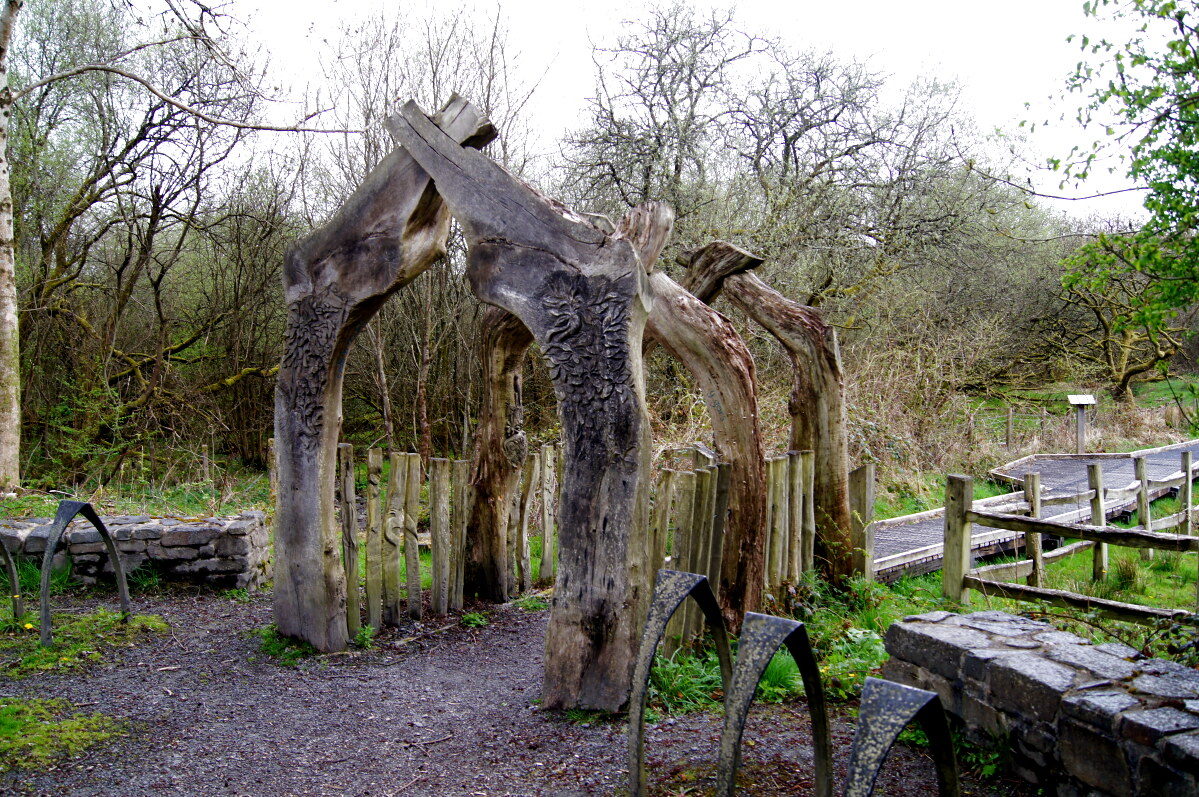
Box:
(943, 450, 1199, 625)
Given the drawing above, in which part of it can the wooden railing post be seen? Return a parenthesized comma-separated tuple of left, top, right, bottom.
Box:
(849, 462, 876, 581)
(1182, 450, 1193, 537)
(707, 462, 731, 591)
(337, 443, 361, 637)
(383, 452, 407, 625)
(1088, 462, 1108, 581)
(663, 468, 696, 657)
(649, 469, 677, 579)
(365, 448, 384, 630)
(1136, 456, 1153, 561)
(538, 443, 557, 583)
(450, 458, 471, 610)
(1005, 406, 1014, 449)
(1024, 472, 1046, 588)
(943, 475, 972, 604)
(801, 450, 816, 574)
(767, 456, 789, 591)
(515, 452, 540, 594)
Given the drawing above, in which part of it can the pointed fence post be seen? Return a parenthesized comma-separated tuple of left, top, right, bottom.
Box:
(404, 453, 423, 620)
(450, 458, 471, 610)
(787, 451, 803, 582)
(515, 452, 540, 594)
(538, 443, 558, 583)
(337, 443, 361, 637)
(943, 475, 972, 604)
(768, 456, 789, 590)
(384, 452, 407, 625)
(663, 469, 697, 657)
(801, 450, 816, 574)
(650, 469, 677, 579)
(429, 458, 452, 615)
(365, 448, 383, 630)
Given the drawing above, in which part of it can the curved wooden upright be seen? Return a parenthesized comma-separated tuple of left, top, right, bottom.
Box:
(273, 97, 496, 652)
(389, 101, 670, 711)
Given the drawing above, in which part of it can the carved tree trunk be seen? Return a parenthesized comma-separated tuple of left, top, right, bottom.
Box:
(465, 306, 532, 602)
(273, 97, 494, 652)
(632, 208, 766, 629)
(389, 102, 665, 711)
(682, 244, 853, 580)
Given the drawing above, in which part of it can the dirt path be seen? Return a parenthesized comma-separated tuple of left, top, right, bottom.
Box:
(1, 590, 1033, 796)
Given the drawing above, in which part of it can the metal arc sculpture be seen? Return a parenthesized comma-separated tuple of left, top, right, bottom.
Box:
(0, 529, 21, 619)
(39, 500, 131, 646)
(844, 677, 960, 797)
(716, 611, 833, 797)
(627, 569, 733, 797)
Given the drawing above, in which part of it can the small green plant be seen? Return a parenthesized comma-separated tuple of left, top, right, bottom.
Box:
(563, 707, 609, 725)
(955, 730, 1010, 779)
(0, 698, 125, 772)
(1, 560, 71, 599)
(756, 650, 802, 703)
(647, 646, 725, 714)
(127, 564, 162, 592)
(1110, 555, 1144, 593)
(513, 594, 548, 612)
(257, 624, 317, 666)
(460, 611, 489, 628)
(221, 587, 252, 603)
(353, 624, 377, 649)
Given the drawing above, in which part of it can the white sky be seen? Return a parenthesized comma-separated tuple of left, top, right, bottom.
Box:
(238, 0, 1147, 219)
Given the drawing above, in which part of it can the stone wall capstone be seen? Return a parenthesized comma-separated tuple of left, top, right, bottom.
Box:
(883, 610, 1199, 797)
(0, 511, 271, 590)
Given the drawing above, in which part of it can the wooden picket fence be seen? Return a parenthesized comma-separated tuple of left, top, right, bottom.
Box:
(330, 442, 560, 630)
(943, 450, 1199, 624)
(650, 447, 817, 652)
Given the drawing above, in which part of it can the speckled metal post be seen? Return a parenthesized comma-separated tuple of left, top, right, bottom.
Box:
(39, 501, 131, 646)
(627, 569, 732, 797)
(715, 612, 832, 797)
(844, 677, 959, 797)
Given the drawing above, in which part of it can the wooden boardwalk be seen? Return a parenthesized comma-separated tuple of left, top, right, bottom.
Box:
(871, 439, 1199, 582)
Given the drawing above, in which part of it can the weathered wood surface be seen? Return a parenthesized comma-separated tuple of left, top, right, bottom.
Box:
(337, 443, 361, 638)
(848, 462, 875, 581)
(429, 457, 451, 615)
(1023, 471, 1046, 588)
(384, 451, 406, 624)
(681, 243, 853, 580)
(538, 443, 557, 583)
(450, 458, 471, 610)
(403, 453, 423, 620)
(390, 101, 661, 711)
(965, 508, 1199, 551)
(273, 96, 494, 651)
(365, 448, 383, 630)
(515, 452, 540, 594)
(943, 475, 972, 603)
(787, 451, 803, 581)
(638, 216, 766, 628)
(1087, 463, 1108, 582)
(464, 307, 532, 602)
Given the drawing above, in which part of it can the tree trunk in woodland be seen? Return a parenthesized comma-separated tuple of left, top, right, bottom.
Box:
(682, 243, 853, 580)
(0, 2, 23, 491)
(274, 97, 494, 652)
(368, 320, 395, 451)
(389, 102, 663, 711)
(630, 208, 766, 630)
(465, 306, 532, 602)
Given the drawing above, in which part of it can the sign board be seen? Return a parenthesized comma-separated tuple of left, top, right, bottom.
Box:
(1067, 394, 1096, 406)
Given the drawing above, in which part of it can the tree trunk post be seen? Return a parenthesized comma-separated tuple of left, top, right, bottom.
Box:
(391, 102, 662, 710)
(337, 443, 361, 638)
(1088, 463, 1108, 581)
(1024, 471, 1046, 588)
(849, 463, 876, 581)
(538, 443, 557, 583)
(515, 452, 540, 594)
(663, 468, 696, 658)
(768, 456, 789, 591)
(365, 448, 383, 630)
(429, 457, 451, 615)
(273, 97, 493, 651)
(943, 475, 972, 604)
(450, 458, 471, 610)
(404, 453, 423, 620)
(649, 468, 677, 580)
(384, 451, 407, 625)
(0, 0, 24, 491)
(801, 450, 816, 574)
(786, 451, 803, 581)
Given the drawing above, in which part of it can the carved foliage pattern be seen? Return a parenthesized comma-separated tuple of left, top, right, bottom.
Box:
(279, 289, 351, 452)
(538, 272, 639, 457)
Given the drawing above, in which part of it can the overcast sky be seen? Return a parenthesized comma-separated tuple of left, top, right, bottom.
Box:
(241, 0, 1146, 219)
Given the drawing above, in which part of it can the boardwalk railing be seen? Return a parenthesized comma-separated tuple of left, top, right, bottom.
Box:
(943, 450, 1199, 624)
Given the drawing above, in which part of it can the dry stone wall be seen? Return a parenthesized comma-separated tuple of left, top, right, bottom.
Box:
(883, 610, 1199, 797)
(0, 511, 270, 590)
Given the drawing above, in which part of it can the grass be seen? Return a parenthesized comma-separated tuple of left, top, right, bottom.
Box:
(0, 608, 167, 677)
(0, 698, 125, 772)
(256, 624, 318, 666)
(460, 611, 488, 628)
(875, 475, 1010, 521)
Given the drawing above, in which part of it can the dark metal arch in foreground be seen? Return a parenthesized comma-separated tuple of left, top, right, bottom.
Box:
(0, 531, 22, 619)
(844, 677, 960, 797)
(716, 611, 832, 797)
(627, 569, 733, 797)
(39, 500, 130, 646)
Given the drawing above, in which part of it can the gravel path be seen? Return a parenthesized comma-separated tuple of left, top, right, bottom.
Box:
(1, 589, 1034, 796)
